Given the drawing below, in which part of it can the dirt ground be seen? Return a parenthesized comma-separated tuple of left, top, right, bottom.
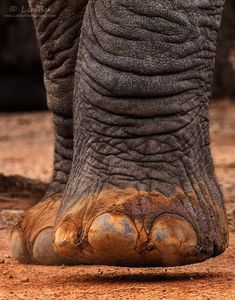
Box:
(0, 100, 235, 300)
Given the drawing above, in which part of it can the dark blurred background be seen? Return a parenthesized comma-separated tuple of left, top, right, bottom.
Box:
(0, 0, 46, 111)
(0, 0, 235, 112)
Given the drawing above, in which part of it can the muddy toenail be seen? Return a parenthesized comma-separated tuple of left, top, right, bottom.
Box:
(87, 213, 138, 262)
(151, 213, 197, 256)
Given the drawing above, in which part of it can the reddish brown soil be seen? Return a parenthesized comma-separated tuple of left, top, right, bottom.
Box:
(0, 101, 235, 299)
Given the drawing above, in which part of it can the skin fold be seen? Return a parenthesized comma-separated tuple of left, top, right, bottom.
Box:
(29, 0, 88, 195)
(11, 0, 228, 267)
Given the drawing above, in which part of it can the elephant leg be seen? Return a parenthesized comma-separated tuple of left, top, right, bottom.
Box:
(53, 0, 229, 267)
(11, 0, 88, 265)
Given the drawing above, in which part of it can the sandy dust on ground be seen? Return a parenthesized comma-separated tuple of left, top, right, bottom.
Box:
(0, 100, 235, 300)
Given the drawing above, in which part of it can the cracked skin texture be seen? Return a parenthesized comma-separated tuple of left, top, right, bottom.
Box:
(11, 185, 228, 267)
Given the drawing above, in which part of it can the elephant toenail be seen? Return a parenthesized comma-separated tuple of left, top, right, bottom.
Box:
(87, 213, 138, 262)
(151, 214, 197, 256)
(32, 228, 62, 265)
(11, 229, 30, 264)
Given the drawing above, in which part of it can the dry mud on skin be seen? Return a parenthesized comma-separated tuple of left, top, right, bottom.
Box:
(0, 102, 235, 299)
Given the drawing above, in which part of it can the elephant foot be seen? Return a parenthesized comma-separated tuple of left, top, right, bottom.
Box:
(10, 196, 72, 265)
(11, 187, 228, 267)
(53, 187, 228, 267)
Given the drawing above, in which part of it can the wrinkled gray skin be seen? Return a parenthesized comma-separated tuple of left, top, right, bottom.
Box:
(28, 0, 87, 195)
(11, 0, 229, 267)
(34, 0, 222, 197)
